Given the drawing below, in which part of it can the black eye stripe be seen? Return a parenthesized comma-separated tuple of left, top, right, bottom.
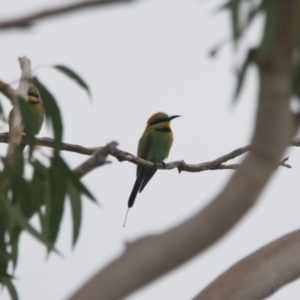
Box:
(150, 117, 169, 126)
(28, 91, 39, 98)
(155, 127, 171, 132)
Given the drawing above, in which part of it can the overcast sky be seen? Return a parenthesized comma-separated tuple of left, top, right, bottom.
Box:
(1, 1, 300, 299)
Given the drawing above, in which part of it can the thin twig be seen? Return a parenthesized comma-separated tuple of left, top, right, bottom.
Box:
(0, 0, 135, 30)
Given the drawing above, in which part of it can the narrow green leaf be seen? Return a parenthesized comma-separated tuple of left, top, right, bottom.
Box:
(234, 50, 253, 101)
(10, 238, 19, 271)
(43, 180, 51, 247)
(54, 65, 91, 98)
(30, 77, 63, 151)
(0, 100, 4, 118)
(67, 183, 82, 247)
(29, 160, 48, 213)
(47, 157, 66, 245)
(1, 196, 53, 250)
(246, 1, 264, 26)
(231, 0, 242, 44)
(258, 0, 279, 59)
(38, 208, 47, 242)
(0, 200, 9, 274)
(291, 41, 300, 98)
(4, 160, 32, 219)
(218, 1, 264, 47)
(219, 0, 242, 45)
(54, 155, 95, 202)
(17, 96, 35, 154)
(2, 145, 24, 178)
(29, 176, 45, 214)
(2, 277, 19, 300)
(292, 64, 300, 98)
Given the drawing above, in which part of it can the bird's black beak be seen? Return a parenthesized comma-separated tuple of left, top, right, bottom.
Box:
(168, 115, 181, 121)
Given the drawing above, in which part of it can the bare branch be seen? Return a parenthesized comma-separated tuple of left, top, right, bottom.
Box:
(0, 0, 135, 30)
(73, 142, 118, 178)
(110, 144, 250, 172)
(194, 230, 300, 300)
(0, 133, 295, 171)
(16, 57, 32, 96)
(0, 80, 15, 104)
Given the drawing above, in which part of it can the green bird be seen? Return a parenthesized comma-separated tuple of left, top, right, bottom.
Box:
(9, 84, 45, 149)
(124, 112, 180, 226)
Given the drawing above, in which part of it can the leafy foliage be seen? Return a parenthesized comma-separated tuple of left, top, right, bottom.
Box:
(221, 0, 282, 100)
(0, 73, 95, 299)
(220, 0, 264, 47)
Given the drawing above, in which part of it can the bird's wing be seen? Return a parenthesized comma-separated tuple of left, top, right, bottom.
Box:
(136, 130, 152, 176)
(137, 130, 157, 192)
(138, 169, 156, 193)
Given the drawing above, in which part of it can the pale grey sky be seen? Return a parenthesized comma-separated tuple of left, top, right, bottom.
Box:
(1, 1, 300, 299)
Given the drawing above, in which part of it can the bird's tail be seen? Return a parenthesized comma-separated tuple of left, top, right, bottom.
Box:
(128, 176, 144, 208)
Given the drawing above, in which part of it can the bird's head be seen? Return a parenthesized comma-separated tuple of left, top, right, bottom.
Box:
(27, 85, 41, 104)
(147, 112, 180, 130)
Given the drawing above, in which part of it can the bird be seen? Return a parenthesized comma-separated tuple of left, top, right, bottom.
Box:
(8, 84, 45, 149)
(124, 112, 180, 226)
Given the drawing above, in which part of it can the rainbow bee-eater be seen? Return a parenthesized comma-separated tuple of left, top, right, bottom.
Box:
(124, 112, 180, 226)
(9, 84, 45, 149)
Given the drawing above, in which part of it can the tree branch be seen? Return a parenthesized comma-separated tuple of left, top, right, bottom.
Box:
(73, 142, 117, 178)
(68, 1, 300, 299)
(0, 133, 294, 172)
(0, 0, 135, 30)
(0, 80, 15, 104)
(194, 230, 300, 300)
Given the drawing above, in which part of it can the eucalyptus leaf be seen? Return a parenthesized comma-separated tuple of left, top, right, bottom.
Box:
(0, 200, 9, 274)
(234, 50, 255, 101)
(1, 196, 53, 250)
(10, 239, 19, 271)
(30, 77, 63, 151)
(67, 183, 82, 247)
(54, 65, 91, 98)
(2, 277, 19, 300)
(231, 0, 242, 44)
(0, 100, 4, 117)
(54, 155, 95, 202)
(47, 157, 66, 245)
(218, 0, 242, 45)
(258, 0, 279, 59)
(17, 96, 36, 153)
(42, 183, 51, 246)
